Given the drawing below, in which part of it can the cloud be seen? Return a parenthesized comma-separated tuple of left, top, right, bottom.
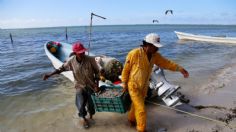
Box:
(0, 18, 88, 29)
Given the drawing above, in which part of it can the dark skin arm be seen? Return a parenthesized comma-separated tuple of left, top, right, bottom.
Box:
(92, 72, 100, 93)
(180, 68, 189, 78)
(93, 72, 100, 93)
(43, 69, 100, 93)
(93, 83, 100, 93)
(43, 69, 62, 80)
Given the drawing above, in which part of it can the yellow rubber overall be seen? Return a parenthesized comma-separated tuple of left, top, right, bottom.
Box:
(122, 47, 182, 131)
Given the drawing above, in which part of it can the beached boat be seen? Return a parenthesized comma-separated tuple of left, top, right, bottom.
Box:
(45, 41, 77, 82)
(175, 31, 236, 44)
(44, 41, 125, 88)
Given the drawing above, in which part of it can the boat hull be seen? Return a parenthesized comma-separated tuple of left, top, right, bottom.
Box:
(44, 42, 75, 81)
(175, 31, 236, 44)
(44, 41, 114, 87)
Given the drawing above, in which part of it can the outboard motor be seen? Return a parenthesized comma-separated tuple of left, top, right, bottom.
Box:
(149, 65, 189, 107)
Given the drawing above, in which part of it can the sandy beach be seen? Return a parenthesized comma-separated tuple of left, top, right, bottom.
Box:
(1, 63, 236, 132)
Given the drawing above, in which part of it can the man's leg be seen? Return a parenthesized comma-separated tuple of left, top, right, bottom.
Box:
(128, 84, 146, 132)
(131, 94, 146, 131)
(75, 89, 89, 128)
(128, 103, 136, 126)
(86, 88, 95, 119)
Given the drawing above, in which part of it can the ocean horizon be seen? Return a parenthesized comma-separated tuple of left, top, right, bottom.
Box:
(2, 23, 236, 30)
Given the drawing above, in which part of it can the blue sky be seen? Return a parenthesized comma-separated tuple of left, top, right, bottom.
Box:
(0, 0, 236, 29)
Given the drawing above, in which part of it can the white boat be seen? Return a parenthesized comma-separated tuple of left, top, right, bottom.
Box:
(44, 41, 121, 87)
(175, 31, 236, 44)
(44, 41, 76, 82)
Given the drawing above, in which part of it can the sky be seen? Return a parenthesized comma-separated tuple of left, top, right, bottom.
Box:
(0, 0, 236, 29)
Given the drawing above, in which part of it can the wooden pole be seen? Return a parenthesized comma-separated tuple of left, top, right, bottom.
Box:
(10, 33, 13, 44)
(88, 12, 106, 55)
(65, 27, 68, 42)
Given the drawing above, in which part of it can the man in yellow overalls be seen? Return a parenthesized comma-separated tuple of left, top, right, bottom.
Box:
(121, 33, 189, 132)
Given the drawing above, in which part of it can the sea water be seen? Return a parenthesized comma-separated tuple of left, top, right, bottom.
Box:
(1, 24, 236, 131)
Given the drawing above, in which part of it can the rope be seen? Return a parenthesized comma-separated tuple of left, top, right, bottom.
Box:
(145, 100, 236, 129)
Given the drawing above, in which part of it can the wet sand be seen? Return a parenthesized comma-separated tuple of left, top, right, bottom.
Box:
(1, 65, 236, 132)
(1, 81, 236, 132)
(1, 96, 235, 132)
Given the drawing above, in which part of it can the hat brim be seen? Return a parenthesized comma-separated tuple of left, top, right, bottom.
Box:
(152, 43, 163, 48)
(75, 48, 88, 54)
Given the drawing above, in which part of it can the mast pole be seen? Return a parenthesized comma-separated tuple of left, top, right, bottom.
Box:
(88, 12, 106, 55)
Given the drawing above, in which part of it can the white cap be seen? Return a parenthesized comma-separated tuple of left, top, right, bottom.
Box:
(144, 33, 163, 48)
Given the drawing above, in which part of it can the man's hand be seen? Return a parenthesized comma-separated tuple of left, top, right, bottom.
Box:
(122, 83, 128, 93)
(94, 85, 100, 93)
(43, 69, 61, 80)
(180, 68, 189, 78)
(43, 74, 50, 80)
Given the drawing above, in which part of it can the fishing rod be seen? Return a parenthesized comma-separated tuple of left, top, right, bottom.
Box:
(88, 12, 106, 55)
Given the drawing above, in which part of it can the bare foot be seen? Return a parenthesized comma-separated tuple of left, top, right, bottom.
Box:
(80, 118, 89, 129)
(128, 120, 136, 127)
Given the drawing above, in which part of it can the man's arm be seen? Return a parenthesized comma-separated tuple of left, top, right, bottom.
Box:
(153, 53, 189, 78)
(121, 51, 134, 91)
(43, 66, 65, 80)
(43, 57, 72, 80)
(91, 57, 101, 92)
